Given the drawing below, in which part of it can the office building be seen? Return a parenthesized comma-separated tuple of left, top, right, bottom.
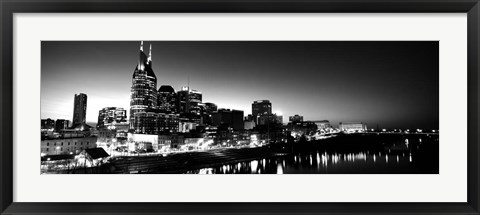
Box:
(72, 93, 87, 127)
(252, 100, 272, 117)
(97, 107, 127, 128)
(129, 42, 158, 129)
(157, 85, 177, 113)
(131, 111, 179, 135)
(177, 86, 203, 115)
(201, 102, 217, 126)
(212, 109, 244, 130)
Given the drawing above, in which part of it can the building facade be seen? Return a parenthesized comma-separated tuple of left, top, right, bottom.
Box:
(212, 109, 244, 130)
(130, 42, 158, 130)
(201, 102, 217, 126)
(72, 93, 87, 127)
(252, 100, 272, 118)
(339, 122, 367, 132)
(97, 107, 127, 128)
(289, 114, 304, 123)
(257, 113, 282, 125)
(132, 111, 179, 135)
(313, 120, 331, 130)
(157, 85, 177, 113)
(40, 136, 97, 156)
(177, 87, 203, 115)
(55, 119, 70, 132)
(41, 118, 55, 131)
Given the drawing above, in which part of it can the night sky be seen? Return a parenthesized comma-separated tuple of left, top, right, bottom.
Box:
(41, 41, 439, 129)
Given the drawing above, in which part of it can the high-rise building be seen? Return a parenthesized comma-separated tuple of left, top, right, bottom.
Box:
(157, 85, 177, 113)
(231, 110, 244, 130)
(201, 102, 218, 125)
(55, 119, 70, 131)
(97, 107, 127, 128)
(252, 100, 272, 117)
(177, 86, 202, 115)
(72, 93, 87, 127)
(189, 90, 202, 115)
(212, 109, 244, 130)
(130, 42, 158, 130)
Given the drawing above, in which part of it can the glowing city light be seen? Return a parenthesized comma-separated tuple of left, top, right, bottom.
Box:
(276, 163, 283, 174)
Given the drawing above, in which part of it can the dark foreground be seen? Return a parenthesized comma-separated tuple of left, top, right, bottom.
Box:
(53, 133, 439, 174)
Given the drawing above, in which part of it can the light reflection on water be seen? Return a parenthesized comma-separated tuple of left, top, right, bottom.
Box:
(186, 135, 438, 174)
(188, 151, 415, 174)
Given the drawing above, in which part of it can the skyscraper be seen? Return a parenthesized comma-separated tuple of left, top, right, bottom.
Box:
(252, 100, 272, 117)
(252, 100, 272, 124)
(157, 85, 177, 113)
(130, 42, 157, 129)
(72, 93, 87, 126)
(177, 86, 202, 115)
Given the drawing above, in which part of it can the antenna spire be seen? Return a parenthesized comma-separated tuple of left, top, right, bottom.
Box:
(140, 41, 144, 51)
(148, 44, 152, 62)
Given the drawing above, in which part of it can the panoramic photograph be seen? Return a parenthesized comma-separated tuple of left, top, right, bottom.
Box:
(40, 41, 439, 174)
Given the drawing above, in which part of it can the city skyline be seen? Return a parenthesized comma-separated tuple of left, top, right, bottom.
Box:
(41, 41, 439, 129)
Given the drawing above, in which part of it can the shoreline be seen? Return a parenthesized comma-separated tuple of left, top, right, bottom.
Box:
(44, 133, 438, 174)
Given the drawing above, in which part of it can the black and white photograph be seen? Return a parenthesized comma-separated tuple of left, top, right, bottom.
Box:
(40, 41, 439, 174)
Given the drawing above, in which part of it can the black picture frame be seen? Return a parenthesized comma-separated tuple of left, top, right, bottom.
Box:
(1, 0, 479, 214)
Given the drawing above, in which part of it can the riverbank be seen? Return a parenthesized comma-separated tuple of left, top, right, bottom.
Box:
(46, 133, 438, 174)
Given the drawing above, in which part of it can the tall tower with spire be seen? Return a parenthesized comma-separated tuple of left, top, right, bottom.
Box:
(129, 41, 157, 130)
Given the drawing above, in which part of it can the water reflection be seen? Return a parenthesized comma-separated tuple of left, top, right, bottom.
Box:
(185, 134, 438, 174)
(188, 151, 416, 174)
(277, 163, 283, 174)
(251, 160, 258, 174)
